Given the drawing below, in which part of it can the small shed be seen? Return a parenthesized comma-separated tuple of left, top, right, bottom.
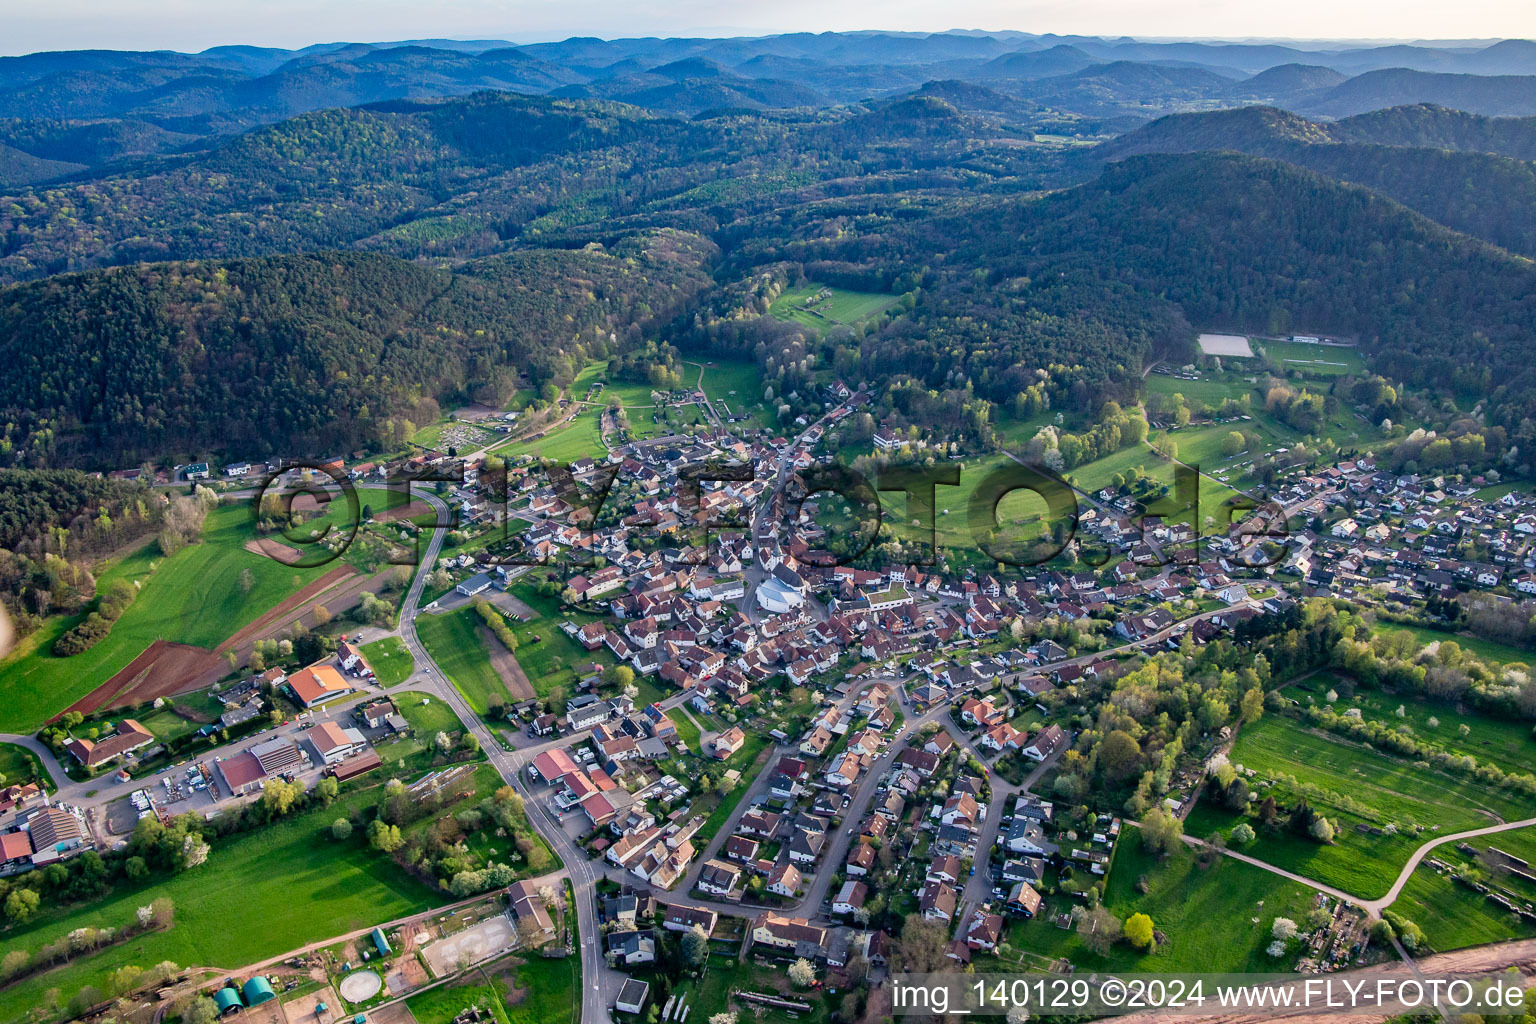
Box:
(213, 988, 243, 1016)
(371, 926, 391, 957)
(241, 976, 276, 1006)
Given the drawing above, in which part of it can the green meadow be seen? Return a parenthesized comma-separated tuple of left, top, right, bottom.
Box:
(361, 636, 415, 686)
(415, 606, 514, 715)
(0, 780, 442, 1023)
(0, 504, 331, 731)
(768, 283, 900, 332)
(1186, 714, 1534, 899)
(990, 828, 1319, 973)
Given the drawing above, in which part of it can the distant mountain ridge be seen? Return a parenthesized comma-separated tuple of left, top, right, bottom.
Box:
(1090, 104, 1536, 258)
(0, 32, 1534, 180)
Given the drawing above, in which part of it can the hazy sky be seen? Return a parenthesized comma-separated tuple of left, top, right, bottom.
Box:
(4, 0, 1534, 56)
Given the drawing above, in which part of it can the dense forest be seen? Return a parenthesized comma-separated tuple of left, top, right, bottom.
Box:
(0, 232, 714, 465)
(1093, 105, 1536, 257)
(0, 79, 1534, 473)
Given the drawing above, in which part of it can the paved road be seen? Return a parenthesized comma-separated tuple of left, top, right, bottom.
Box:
(0, 733, 69, 789)
(1365, 816, 1536, 912)
(1, 687, 387, 820)
(396, 488, 625, 1023)
(1165, 815, 1536, 920)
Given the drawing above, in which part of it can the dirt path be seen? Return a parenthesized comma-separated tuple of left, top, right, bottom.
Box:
(477, 625, 536, 701)
(1366, 816, 1536, 912)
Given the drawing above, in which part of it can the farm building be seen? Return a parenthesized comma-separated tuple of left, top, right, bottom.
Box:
(25, 806, 86, 863)
(213, 988, 242, 1016)
(241, 976, 276, 1006)
(251, 738, 304, 775)
(455, 572, 495, 597)
(331, 749, 382, 782)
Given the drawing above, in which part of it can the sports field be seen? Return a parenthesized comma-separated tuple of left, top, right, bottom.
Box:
(768, 283, 900, 331)
(1258, 340, 1367, 376)
(1197, 333, 1254, 357)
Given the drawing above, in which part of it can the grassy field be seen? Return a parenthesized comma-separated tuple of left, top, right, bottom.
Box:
(1145, 371, 1257, 408)
(0, 741, 55, 791)
(495, 954, 580, 1024)
(698, 358, 775, 429)
(1282, 671, 1536, 777)
(416, 607, 515, 716)
(501, 584, 612, 700)
(1474, 481, 1524, 501)
(0, 504, 332, 731)
(573, 361, 659, 409)
(494, 409, 606, 463)
(682, 952, 831, 1024)
(1069, 442, 1244, 536)
(768, 283, 900, 333)
(1186, 714, 1534, 899)
(995, 829, 1320, 973)
(1256, 341, 1368, 376)
(402, 764, 559, 879)
(376, 691, 469, 765)
(410, 418, 498, 450)
(697, 737, 772, 842)
(0, 780, 440, 1023)
(667, 709, 703, 752)
(1384, 823, 1536, 952)
(407, 973, 513, 1024)
(1146, 367, 1389, 450)
(131, 702, 207, 745)
(361, 637, 415, 686)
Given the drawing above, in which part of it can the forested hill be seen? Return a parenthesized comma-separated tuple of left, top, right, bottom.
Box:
(1090, 105, 1536, 258)
(1330, 103, 1536, 157)
(999, 153, 1536, 432)
(0, 91, 1067, 284)
(0, 231, 714, 466)
(681, 146, 1536, 442)
(0, 94, 691, 283)
(1096, 103, 1536, 159)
